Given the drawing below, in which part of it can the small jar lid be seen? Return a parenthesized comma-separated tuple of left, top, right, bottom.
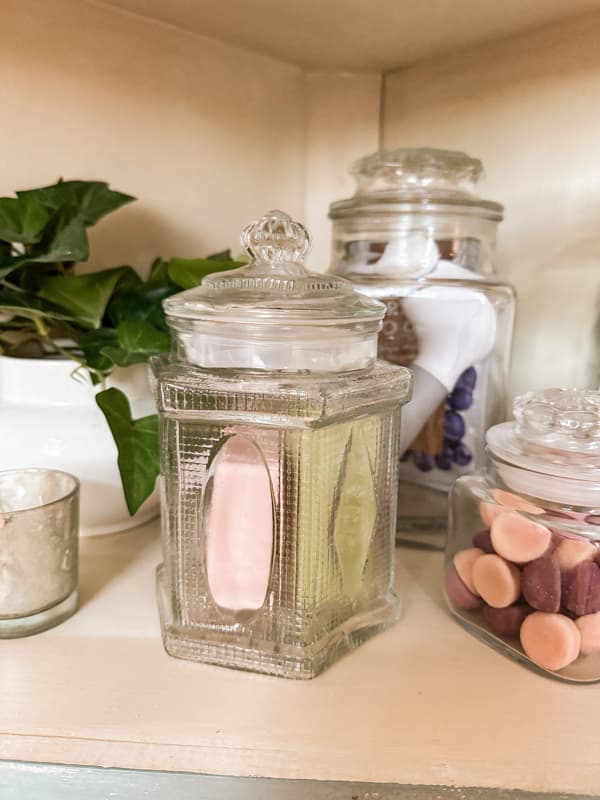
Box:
(164, 210, 386, 371)
(487, 389, 600, 506)
(329, 147, 503, 221)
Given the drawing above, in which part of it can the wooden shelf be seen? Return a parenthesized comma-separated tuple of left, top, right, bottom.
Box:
(97, 0, 598, 71)
(1, 521, 598, 794)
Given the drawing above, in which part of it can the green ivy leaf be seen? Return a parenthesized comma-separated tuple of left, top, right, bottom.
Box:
(168, 256, 243, 290)
(102, 320, 171, 367)
(107, 291, 168, 331)
(0, 196, 50, 243)
(207, 249, 235, 262)
(0, 256, 31, 280)
(31, 207, 89, 263)
(0, 285, 78, 321)
(107, 293, 154, 325)
(79, 328, 119, 372)
(18, 180, 135, 226)
(116, 265, 144, 291)
(95, 387, 159, 515)
(37, 268, 125, 328)
(143, 257, 173, 293)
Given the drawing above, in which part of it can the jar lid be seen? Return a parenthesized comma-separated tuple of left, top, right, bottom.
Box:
(164, 210, 386, 371)
(487, 389, 600, 506)
(329, 147, 503, 221)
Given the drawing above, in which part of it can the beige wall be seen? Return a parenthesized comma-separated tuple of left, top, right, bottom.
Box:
(0, 0, 306, 273)
(304, 73, 381, 270)
(382, 14, 600, 395)
(3, 0, 598, 394)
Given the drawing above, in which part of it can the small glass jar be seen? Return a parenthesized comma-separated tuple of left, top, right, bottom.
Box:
(446, 389, 600, 683)
(151, 210, 412, 679)
(0, 468, 79, 637)
(329, 148, 515, 548)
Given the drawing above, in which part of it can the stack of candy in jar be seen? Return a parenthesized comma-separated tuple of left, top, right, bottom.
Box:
(445, 389, 600, 681)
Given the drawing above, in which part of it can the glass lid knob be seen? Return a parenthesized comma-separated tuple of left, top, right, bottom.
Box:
(513, 389, 600, 455)
(241, 209, 312, 264)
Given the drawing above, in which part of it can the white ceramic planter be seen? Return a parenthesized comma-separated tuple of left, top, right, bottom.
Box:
(0, 355, 160, 536)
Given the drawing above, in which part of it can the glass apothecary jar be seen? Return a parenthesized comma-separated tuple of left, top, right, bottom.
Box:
(446, 389, 600, 683)
(329, 148, 515, 548)
(151, 210, 412, 679)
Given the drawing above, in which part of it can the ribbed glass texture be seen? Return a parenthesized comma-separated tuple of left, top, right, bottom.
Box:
(153, 357, 409, 678)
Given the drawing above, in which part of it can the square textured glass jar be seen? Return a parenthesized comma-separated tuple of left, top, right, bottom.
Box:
(152, 210, 411, 678)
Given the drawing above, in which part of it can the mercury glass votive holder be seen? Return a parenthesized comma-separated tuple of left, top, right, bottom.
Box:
(0, 468, 79, 637)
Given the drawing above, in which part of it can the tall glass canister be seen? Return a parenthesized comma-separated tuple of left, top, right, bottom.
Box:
(329, 148, 515, 548)
(152, 210, 412, 679)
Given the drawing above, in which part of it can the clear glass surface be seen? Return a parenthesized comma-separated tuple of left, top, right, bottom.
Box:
(329, 148, 515, 548)
(154, 210, 412, 678)
(446, 390, 600, 683)
(0, 468, 79, 637)
(153, 359, 409, 678)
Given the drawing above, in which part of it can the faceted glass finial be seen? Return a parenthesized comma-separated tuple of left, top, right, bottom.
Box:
(241, 210, 312, 264)
(329, 148, 503, 221)
(350, 148, 484, 195)
(514, 389, 600, 454)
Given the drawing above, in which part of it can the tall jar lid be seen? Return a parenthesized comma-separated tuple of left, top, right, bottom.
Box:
(329, 147, 503, 221)
(164, 210, 386, 371)
(487, 389, 600, 506)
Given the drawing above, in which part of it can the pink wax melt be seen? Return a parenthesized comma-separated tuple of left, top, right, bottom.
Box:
(576, 612, 600, 655)
(520, 612, 580, 671)
(490, 512, 552, 564)
(453, 547, 483, 594)
(445, 565, 482, 610)
(480, 490, 544, 527)
(472, 554, 520, 609)
(554, 538, 597, 572)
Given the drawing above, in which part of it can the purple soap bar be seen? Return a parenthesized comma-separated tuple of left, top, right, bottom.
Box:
(472, 530, 495, 554)
(483, 603, 533, 638)
(445, 565, 482, 610)
(521, 555, 561, 613)
(565, 561, 600, 617)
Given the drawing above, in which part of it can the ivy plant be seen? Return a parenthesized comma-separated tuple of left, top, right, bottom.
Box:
(0, 179, 242, 515)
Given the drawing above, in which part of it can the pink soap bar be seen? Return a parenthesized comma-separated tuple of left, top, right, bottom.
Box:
(555, 538, 597, 572)
(521, 555, 561, 613)
(520, 612, 580, 671)
(564, 561, 600, 617)
(472, 554, 521, 609)
(453, 547, 483, 595)
(445, 565, 482, 610)
(483, 603, 533, 638)
(480, 501, 506, 527)
(490, 512, 552, 564)
(576, 612, 600, 655)
(480, 490, 545, 527)
(490, 489, 545, 516)
(205, 437, 274, 612)
(472, 530, 495, 554)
